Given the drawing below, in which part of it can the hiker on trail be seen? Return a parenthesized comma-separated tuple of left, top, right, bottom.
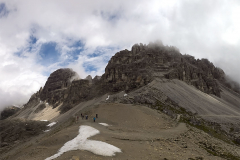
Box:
(86, 115, 88, 120)
(96, 114, 98, 118)
(81, 113, 83, 120)
(93, 117, 96, 122)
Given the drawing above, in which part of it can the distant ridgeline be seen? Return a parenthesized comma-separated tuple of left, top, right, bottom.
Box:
(25, 41, 240, 113)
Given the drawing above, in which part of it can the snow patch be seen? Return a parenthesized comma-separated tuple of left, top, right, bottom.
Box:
(106, 95, 110, 100)
(41, 120, 48, 122)
(99, 123, 110, 126)
(124, 94, 127, 97)
(47, 122, 57, 127)
(45, 125, 121, 160)
(44, 130, 50, 132)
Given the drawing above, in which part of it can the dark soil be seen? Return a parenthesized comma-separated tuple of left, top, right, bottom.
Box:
(0, 119, 48, 154)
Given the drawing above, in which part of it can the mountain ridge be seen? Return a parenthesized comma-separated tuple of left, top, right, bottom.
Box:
(1, 42, 240, 160)
(23, 42, 239, 114)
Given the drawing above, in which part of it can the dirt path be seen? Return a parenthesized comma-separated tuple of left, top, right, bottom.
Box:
(2, 103, 238, 160)
(83, 121, 188, 141)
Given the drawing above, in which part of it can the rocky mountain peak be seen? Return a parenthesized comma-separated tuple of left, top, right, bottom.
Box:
(24, 68, 78, 108)
(42, 68, 78, 91)
(85, 75, 93, 84)
(23, 42, 239, 113)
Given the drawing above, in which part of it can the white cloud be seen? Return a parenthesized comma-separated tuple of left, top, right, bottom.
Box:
(0, 0, 240, 109)
(0, 44, 47, 110)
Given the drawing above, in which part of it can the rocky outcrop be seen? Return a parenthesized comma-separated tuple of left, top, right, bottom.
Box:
(165, 56, 224, 96)
(39, 68, 78, 105)
(0, 106, 21, 120)
(92, 75, 101, 84)
(84, 75, 93, 84)
(65, 79, 91, 104)
(102, 43, 181, 92)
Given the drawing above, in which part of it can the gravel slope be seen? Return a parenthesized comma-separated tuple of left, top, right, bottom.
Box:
(2, 103, 240, 160)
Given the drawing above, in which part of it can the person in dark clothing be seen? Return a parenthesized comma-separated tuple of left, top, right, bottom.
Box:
(86, 115, 88, 120)
(81, 113, 83, 120)
(93, 117, 96, 122)
(96, 114, 98, 118)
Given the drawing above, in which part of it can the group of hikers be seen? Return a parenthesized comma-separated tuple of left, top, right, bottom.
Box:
(75, 113, 98, 123)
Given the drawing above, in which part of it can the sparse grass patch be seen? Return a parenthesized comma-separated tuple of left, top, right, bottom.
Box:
(152, 100, 236, 145)
(151, 99, 240, 159)
(199, 141, 240, 160)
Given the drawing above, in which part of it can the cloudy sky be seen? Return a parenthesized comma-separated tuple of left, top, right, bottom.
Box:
(0, 0, 240, 109)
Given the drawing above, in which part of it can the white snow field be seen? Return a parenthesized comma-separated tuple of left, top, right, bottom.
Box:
(45, 125, 121, 160)
(47, 122, 57, 127)
(99, 123, 110, 126)
(44, 130, 50, 132)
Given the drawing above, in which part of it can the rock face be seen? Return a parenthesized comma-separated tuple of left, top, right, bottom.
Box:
(85, 75, 93, 84)
(24, 42, 239, 113)
(102, 42, 181, 92)
(102, 42, 227, 97)
(65, 79, 91, 104)
(165, 56, 225, 96)
(39, 68, 78, 105)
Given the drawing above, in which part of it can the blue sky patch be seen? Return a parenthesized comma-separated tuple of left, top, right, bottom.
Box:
(100, 10, 121, 23)
(27, 35, 38, 52)
(83, 63, 97, 73)
(14, 35, 38, 57)
(0, 3, 9, 18)
(68, 40, 84, 61)
(38, 42, 60, 66)
(87, 52, 99, 58)
(82, 46, 120, 73)
(14, 50, 24, 57)
(29, 35, 37, 44)
(87, 46, 119, 58)
(38, 40, 86, 76)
